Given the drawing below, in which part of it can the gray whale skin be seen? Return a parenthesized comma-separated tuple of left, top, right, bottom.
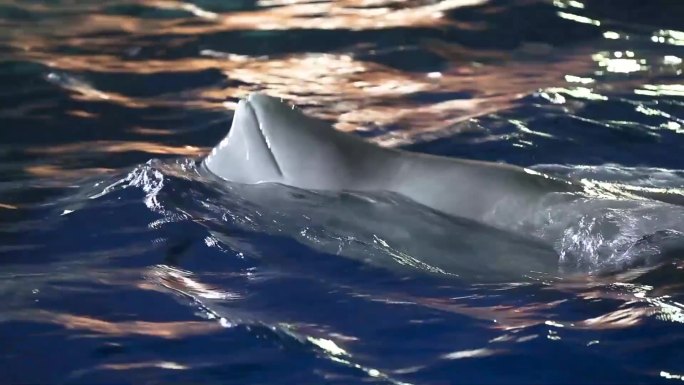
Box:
(204, 93, 582, 281)
(205, 93, 577, 222)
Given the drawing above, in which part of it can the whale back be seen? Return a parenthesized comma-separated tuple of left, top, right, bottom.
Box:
(206, 93, 576, 225)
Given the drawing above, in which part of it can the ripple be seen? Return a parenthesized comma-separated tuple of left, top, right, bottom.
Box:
(2, 0, 684, 384)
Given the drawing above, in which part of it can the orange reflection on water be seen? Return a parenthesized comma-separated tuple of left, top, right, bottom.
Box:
(579, 307, 652, 329)
(4, 0, 488, 50)
(129, 126, 177, 136)
(109, 0, 488, 33)
(25, 44, 595, 146)
(202, 46, 594, 145)
(99, 361, 189, 371)
(6, 0, 601, 147)
(27, 141, 206, 156)
(31, 310, 222, 339)
(3, 0, 606, 181)
(25, 165, 116, 178)
(397, 293, 555, 330)
(67, 110, 99, 119)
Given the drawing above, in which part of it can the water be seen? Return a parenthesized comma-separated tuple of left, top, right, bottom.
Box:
(1, 0, 684, 383)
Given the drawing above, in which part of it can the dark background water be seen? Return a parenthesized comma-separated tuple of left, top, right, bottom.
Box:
(1, 0, 684, 384)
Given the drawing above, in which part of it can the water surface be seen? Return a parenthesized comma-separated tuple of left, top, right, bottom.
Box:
(1, 0, 684, 383)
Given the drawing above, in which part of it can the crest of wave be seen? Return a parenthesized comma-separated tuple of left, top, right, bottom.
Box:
(73, 159, 684, 280)
(527, 164, 684, 274)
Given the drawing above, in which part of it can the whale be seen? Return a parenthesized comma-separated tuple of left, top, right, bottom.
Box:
(199, 93, 684, 281)
(205, 93, 580, 232)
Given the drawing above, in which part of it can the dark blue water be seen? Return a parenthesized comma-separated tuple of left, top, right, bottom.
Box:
(2, 0, 684, 383)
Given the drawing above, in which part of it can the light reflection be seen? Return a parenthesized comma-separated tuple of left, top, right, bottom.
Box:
(566, 280, 684, 328)
(26, 141, 206, 156)
(129, 127, 177, 136)
(405, 294, 559, 331)
(147, 264, 242, 301)
(546, 329, 561, 340)
(408, 276, 684, 334)
(25, 165, 115, 178)
(509, 119, 555, 139)
(582, 307, 652, 329)
(660, 371, 684, 381)
(565, 74, 594, 84)
(557, 12, 600, 26)
(635, 103, 681, 123)
(637, 84, 684, 97)
(604, 58, 642, 73)
(653, 29, 684, 46)
(592, 52, 645, 73)
(68, 359, 200, 379)
(603, 31, 620, 39)
(544, 320, 564, 328)
(442, 348, 502, 359)
(664, 55, 682, 65)
(46, 72, 111, 100)
(46, 0, 490, 35)
(545, 86, 607, 101)
(1, 1, 682, 374)
(27, 310, 223, 338)
(151, 1, 219, 20)
(28, 46, 593, 146)
(306, 336, 348, 356)
(4, 0, 606, 147)
(553, 0, 585, 9)
(660, 121, 684, 134)
(42, 71, 212, 109)
(578, 178, 645, 200)
(398, 284, 676, 336)
(67, 110, 98, 118)
(142, 265, 413, 385)
(100, 361, 189, 370)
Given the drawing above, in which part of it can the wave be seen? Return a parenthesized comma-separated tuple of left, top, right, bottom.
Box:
(59, 158, 684, 282)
